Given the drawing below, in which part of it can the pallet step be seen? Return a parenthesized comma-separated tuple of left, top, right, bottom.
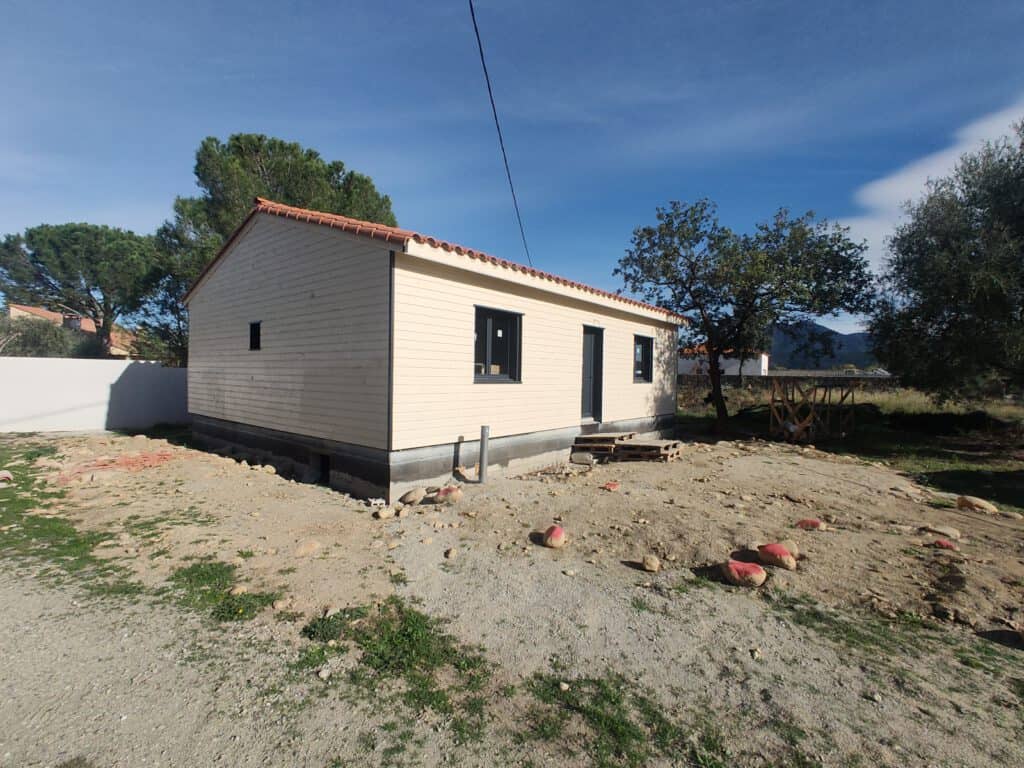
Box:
(573, 432, 636, 444)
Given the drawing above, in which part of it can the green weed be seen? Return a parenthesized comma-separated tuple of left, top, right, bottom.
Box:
(168, 560, 276, 622)
(524, 673, 725, 768)
(298, 596, 491, 741)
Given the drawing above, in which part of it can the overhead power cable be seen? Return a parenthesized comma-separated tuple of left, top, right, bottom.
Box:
(467, 0, 534, 267)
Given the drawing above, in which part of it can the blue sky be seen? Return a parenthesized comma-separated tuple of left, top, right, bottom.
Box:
(2, 0, 1023, 333)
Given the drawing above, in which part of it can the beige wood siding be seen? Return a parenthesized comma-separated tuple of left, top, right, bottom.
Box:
(391, 253, 677, 450)
(188, 214, 391, 449)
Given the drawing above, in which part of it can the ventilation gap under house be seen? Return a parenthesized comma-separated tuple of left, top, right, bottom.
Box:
(316, 454, 331, 486)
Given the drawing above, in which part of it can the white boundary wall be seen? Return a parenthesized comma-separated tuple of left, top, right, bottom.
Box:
(0, 358, 189, 432)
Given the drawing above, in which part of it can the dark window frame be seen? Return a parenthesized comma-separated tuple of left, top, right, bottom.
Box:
(474, 305, 522, 383)
(633, 335, 653, 383)
(249, 321, 261, 351)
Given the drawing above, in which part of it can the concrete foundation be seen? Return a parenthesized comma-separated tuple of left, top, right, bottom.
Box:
(191, 413, 676, 502)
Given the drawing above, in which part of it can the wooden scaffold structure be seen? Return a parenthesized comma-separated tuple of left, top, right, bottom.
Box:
(768, 374, 859, 443)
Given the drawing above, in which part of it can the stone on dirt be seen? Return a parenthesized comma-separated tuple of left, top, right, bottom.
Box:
(294, 539, 321, 557)
(722, 559, 767, 587)
(317, 667, 331, 681)
(778, 539, 801, 560)
(435, 485, 463, 505)
(229, 585, 248, 596)
(570, 452, 595, 466)
(757, 543, 797, 570)
(795, 518, 823, 531)
(601, 481, 621, 492)
(543, 525, 567, 548)
(374, 507, 395, 520)
(641, 554, 661, 573)
(444, 547, 457, 560)
(399, 487, 427, 505)
(956, 495, 998, 514)
(922, 524, 961, 540)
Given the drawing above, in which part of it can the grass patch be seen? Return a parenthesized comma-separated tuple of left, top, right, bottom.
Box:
(168, 560, 276, 621)
(765, 591, 941, 656)
(524, 672, 729, 768)
(299, 596, 491, 742)
(0, 440, 141, 597)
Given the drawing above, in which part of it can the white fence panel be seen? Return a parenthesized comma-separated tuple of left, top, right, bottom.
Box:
(0, 357, 189, 432)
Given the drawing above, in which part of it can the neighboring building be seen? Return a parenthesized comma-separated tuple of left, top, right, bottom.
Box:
(678, 346, 769, 376)
(184, 198, 683, 500)
(6, 303, 136, 358)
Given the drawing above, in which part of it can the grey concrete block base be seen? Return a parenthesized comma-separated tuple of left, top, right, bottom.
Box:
(191, 413, 676, 502)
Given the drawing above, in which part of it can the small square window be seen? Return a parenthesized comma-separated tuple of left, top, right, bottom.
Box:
(474, 306, 521, 382)
(633, 335, 653, 382)
(249, 321, 261, 351)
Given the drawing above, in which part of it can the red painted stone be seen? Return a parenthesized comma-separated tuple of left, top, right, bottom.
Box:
(795, 518, 822, 530)
(757, 542, 798, 570)
(543, 525, 567, 548)
(722, 559, 767, 587)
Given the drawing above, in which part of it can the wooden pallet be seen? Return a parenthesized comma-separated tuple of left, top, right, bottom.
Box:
(573, 432, 636, 445)
(613, 439, 682, 462)
(573, 432, 637, 457)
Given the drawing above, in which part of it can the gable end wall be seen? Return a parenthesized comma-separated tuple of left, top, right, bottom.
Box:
(187, 214, 391, 450)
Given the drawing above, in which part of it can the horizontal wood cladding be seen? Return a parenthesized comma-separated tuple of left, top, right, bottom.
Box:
(390, 254, 677, 450)
(187, 214, 390, 450)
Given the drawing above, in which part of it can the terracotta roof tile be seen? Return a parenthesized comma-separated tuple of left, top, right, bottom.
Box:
(8, 303, 64, 323)
(245, 198, 684, 322)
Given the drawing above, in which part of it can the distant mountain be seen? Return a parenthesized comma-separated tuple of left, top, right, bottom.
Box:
(770, 321, 876, 369)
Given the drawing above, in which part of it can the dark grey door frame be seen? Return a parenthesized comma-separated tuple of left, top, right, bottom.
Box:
(581, 325, 603, 421)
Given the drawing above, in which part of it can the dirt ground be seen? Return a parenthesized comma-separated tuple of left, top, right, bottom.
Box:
(1, 431, 1023, 767)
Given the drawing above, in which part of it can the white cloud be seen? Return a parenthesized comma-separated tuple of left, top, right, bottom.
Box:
(845, 98, 1024, 271)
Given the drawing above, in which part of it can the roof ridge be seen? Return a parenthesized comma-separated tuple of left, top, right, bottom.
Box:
(210, 198, 684, 322)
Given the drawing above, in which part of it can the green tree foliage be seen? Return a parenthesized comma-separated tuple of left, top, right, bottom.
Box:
(0, 316, 72, 357)
(0, 316, 103, 358)
(871, 123, 1024, 398)
(0, 224, 158, 354)
(618, 200, 873, 429)
(142, 133, 397, 365)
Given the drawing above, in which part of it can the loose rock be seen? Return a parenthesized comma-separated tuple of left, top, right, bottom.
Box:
(956, 495, 998, 514)
(294, 539, 321, 557)
(444, 547, 457, 560)
(757, 543, 797, 570)
(641, 554, 661, 573)
(228, 585, 248, 596)
(795, 518, 824, 531)
(922, 524, 960, 540)
(399, 487, 427, 505)
(721, 559, 767, 587)
(570, 452, 595, 466)
(435, 485, 464, 505)
(601, 481, 621, 492)
(374, 507, 395, 520)
(543, 525, 567, 548)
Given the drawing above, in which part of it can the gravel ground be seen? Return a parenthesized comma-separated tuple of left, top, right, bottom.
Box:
(1, 432, 1022, 767)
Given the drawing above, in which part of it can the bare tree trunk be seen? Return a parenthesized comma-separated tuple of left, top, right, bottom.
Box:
(98, 311, 113, 357)
(707, 352, 729, 432)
